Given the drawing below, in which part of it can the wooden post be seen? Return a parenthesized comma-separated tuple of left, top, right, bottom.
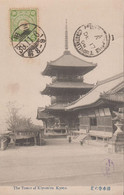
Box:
(39, 132, 42, 145)
(34, 136, 37, 145)
(13, 135, 16, 146)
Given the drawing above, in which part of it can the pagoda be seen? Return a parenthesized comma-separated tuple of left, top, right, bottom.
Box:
(37, 21, 97, 135)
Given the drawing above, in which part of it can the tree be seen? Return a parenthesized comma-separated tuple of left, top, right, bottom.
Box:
(6, 101, 33, 132)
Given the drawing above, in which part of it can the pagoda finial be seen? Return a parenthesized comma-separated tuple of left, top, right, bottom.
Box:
(65, 19, 68, 50)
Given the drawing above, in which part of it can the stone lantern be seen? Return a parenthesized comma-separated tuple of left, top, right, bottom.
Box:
(108, 108, 124, 153)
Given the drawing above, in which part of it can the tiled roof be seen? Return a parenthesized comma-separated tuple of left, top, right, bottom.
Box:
(66, 73, 124, 110)
(44, 82, 94, 89)
(101, 93, 124, 102)
(42, 51, 97, 76)
(105, 81, 124, 94)
(49, 51, 96, 67)
(46, 103, 69, 111)
(37, 107, 54, 119)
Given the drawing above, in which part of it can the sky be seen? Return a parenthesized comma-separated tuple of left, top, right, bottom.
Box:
(0, 0, 123, 132)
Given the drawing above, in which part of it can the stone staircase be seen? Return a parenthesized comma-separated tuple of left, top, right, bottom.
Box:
(69, 133, 108, 147)
(71, 134, 89, 143)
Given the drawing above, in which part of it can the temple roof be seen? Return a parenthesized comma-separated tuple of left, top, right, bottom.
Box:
(105, 81, 124, 94)
(66, 73, 124, 110)
(101, 93, 124, 102)
(41, 82, 93, 96)
(42, 51, 97, 76)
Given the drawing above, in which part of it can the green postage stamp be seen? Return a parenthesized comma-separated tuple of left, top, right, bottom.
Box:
(10, 9, 38, 39)
(10, 9, 46, 58)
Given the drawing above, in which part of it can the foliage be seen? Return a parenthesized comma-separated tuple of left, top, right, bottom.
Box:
(6, 101, 34, 132)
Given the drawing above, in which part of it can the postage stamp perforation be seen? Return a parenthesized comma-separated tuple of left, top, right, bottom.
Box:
(9, 8, 39, 44)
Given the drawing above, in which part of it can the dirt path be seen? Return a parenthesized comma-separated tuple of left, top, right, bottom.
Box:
(0, 138, 123, 186)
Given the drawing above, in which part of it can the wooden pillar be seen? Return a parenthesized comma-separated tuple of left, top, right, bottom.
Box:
(34, 136, 37, 145)
(13, 132, 16, 146)
(43, 121, 47, 134)
(39, 132, 42, 146)
(13, 135, 16, 146)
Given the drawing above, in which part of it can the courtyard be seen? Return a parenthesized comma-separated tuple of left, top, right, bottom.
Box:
(0, 138, 123, 186)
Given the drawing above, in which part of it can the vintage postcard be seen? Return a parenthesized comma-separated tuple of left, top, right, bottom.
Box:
(0, 0, 123, 195)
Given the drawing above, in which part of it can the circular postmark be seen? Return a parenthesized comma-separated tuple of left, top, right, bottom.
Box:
(73, 23, 110, 57)
(11, 23, 46, 58)
(101, 158, 114, 176)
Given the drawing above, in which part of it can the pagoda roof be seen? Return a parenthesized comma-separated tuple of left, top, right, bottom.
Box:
(41, 82, 93, 96)
(45, 81, 93, 88)
(66, 73, 124, 110)
(37, 107, 55, 120)
(45, 103, 68, 111)
(42, 51, 97, 76)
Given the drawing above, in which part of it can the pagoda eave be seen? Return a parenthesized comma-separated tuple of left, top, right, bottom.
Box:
(41, 87, 92, 96)
(37, 108, 55, 120)
(42, 64, 96, 76)
(45, 104, 67, 112)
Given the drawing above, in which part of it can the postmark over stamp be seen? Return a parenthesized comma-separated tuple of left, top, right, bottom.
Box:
(73, 23, 110, 57)
(10, 9, 46, 58)
(11, 23, 46, 58)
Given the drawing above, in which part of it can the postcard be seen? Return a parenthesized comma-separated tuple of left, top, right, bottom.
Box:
(0, 0, 123, 195)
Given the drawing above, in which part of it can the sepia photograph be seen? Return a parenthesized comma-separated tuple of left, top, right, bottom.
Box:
(0, 0, 123, 194)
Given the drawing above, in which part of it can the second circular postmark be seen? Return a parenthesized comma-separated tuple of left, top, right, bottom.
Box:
(11, 23, 46, 58)
(73, 23, 110, 57)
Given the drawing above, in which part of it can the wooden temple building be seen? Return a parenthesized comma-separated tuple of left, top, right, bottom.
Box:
(37, 21, 96, 135)
(66, 72, 124, 142)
